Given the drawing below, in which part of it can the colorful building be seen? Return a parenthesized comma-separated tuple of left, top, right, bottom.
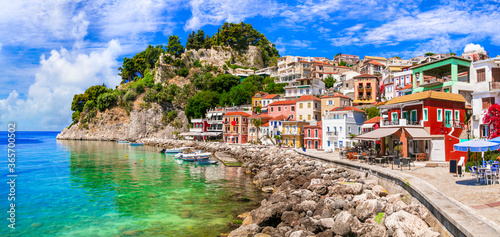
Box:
(248, 114, 273, 143)
(252, 92, 268, 112)
(353, 74, 379, 105)
(296, 95, 321, 122)
(361, 117, 381, 133)
(304, 121, 322, 150)
(282, 120, 309, 148)
(322, 106, 366, 151)
(223, 111, 252, 144)
(261, 94, 282, 112)
(359, 91, 466, 162)
(267, 100, 296, 120)
(284, 78, 325, 99)
(320, 93, 353, 116)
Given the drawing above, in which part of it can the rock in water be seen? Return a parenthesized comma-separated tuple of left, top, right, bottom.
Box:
(228, 224, 260, 237)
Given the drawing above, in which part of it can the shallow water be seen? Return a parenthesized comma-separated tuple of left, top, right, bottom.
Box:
(0, 132, 263, 236)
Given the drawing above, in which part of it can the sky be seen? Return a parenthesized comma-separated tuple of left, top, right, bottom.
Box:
(1, 0, 500, 131)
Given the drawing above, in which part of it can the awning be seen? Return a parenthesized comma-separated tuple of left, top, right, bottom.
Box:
(356, 127, 400, 140)
(361, 123, 375, 129)
(404, 128, 432, 140)
(217, 112, 223, 116)
(202, 132, 222, 136)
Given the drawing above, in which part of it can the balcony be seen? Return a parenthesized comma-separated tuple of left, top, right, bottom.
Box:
(358, 85, 364, 90)
(326, 131, 338, 137)
(381, 118, 424, 127)
(419, 78, 445, 88)
(444, 120, 464, 129)
(490, 81, 500, 91)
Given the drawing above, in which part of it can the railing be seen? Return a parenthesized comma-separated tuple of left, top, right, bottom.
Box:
(384, 120, 400, 126)
(490, 81, 500, 91)
(326, 131, 338, 137)
(444, 121, 464, 129)
(407, 120, 421, 126)
(358, 85, 364, 89)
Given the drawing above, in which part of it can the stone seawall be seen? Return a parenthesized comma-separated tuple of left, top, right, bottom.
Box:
(139, 139, 442, 237)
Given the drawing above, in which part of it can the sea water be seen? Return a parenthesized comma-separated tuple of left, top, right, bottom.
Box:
(0, 132, 263, 236)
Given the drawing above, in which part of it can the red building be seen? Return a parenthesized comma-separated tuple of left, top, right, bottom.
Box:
(223, 111, 252, 144)
(362, 117, 381, 133)
(189, 118, 209, 140)
(304, 121, 322, 150)
(358, 91, 466, 161)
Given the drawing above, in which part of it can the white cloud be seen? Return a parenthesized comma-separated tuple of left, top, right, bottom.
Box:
(185, 0, 280, 31)
(0, 40, 122, 131)
(275, 37, 314, 55)
(464, 43, 484, 53)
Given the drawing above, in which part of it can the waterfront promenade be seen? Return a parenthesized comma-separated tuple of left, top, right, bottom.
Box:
(297, 149, 500, 237)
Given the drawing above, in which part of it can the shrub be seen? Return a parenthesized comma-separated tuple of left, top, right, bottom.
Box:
(96, 92, 118, 111)
(177, 68, 189, 77)
(83, 100, 96, 112)
(143, 89, 158, 103)
(134, 82, 145, 94)
(193, 60, 202, 67)
(71, 111, 80, 123)
(162, 110, 178, 124)
(152, 82, 163, 91)
(124, 90, 137, 102)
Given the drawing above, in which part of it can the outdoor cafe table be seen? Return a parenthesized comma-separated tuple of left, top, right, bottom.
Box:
(477, 167, 495, 184)
(374, 157, 386, 166)
(353, 155, 362, 160)
(382, 155, 394, 163)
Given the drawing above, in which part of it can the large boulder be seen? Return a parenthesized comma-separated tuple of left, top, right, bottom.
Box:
(332, 211, 353, 236)
(384, 210, 429, 237)
(252, 202, 292, 227)
(372, 185, 388, 197)
(329, 182, 363, 196)
(228, 223, 260, 237)
(281, 211, 300, 227)
(355, 199, 383, 221)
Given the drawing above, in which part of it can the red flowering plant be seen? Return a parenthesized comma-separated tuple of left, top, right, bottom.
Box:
(483, 103, 500, 139)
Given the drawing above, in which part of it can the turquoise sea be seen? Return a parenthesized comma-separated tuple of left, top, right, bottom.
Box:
(0, 132, 263, 236)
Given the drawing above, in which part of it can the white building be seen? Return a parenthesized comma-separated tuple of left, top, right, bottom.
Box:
(284, 78, 325, 99)
(471, 57, 500, 138)
(322, 106, 366, 150)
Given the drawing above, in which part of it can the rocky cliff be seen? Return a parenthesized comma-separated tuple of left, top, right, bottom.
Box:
(57, 94, 189, 141)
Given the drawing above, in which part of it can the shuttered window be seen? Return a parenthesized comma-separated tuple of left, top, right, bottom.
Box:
(477, 69, 485, 82)
(482, 97, 495, 110)
(493, 68, 500, 82)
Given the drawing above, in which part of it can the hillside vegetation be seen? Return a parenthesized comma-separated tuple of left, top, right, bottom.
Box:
(68, 22, 285, 131)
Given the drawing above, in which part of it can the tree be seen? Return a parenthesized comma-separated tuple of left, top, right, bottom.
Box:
(252, 118, 264, 143)
(167, 35, 185, 58)
(425, 52, 436, 56)
(185, 91, 219, 120)
(339, 61, 348, 66)
(186, 30, 206, 50)
(208, 74, 240, 93)
(118, 45, 165, 83)
(324, 76, 336, 89)
(483, 104, 500, 139)
(392, 56, 401, 59)
(363, 106, 380, 119)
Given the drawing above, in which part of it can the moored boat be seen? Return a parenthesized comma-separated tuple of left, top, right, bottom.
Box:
(175, 151, 212, 161)
(195, 160, 218, 165)
(130, 143, 144, 146)
(118, 140, 129, 143)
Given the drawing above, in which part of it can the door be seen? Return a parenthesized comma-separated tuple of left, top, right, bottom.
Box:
(314, 141, 318, 149)
(411, 110, 417, 124)
(445, 110, 452, 127)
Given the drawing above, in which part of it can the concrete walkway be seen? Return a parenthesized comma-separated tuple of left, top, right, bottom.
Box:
(296, 150, 500, 237)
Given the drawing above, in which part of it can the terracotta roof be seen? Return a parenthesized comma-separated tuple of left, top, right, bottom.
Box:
(330, 106, 365, 113)
(252, 92, 268, 98)
(224, 111, 252, 117)
(250, 113, 273, 119)
(271, 115, 291, 121)
(262, 122, 269, 127)
(297, 95, 321, 101)
(305, 121, 322, 128)
(368, 60, 384, 66)
(398, 84, 413, 90)
(262, 94, 279, 99)
(354, 74, 378, 78)
(336, 66, 350, 68)
(268, 100, 297, 106)
(364, 116, 381, 124)
(384, 91, 466, 105)
(320, 93, 350, 99)
(364, 56, 387, 61)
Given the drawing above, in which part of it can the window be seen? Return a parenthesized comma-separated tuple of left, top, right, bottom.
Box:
(477, 69, 486, 82)
(315, 103, 318, 109)
(291, 106, 295, 111)
(271, 107, 274, 112)
(437, 109, 443, 122)
(423, 108, 428, 121)
(299, 103, 303, 109)
(315, 115, 318, 120)
(278, 106, 281, 112)
(243, 118, 246, 122)
(455, 110, 460, 122)
(402, 111, 408, 119)
(391, 112, 398, 121)
(493, 68, 500, 82)
(308, 129, 311, 137)
(348, 126, 351, 133)
(285, 106, 287, 110)
(329, 100, 334, 105)
(315, 129, 318, 137)
(308, 115, 311, 120)
(340, 127, 342, 132)
(308, 103, 311, 108)
(243, 127, 246, 132)
(410, 110, 417, 122)
(483, 97, 495, 110)
(445, 110, 452, 126)
(299, 115, 303, 120)
(481, 124, 490, 138)
(328, 141, 331, 147)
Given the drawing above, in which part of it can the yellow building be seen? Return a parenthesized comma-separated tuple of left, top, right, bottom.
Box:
(251, 92, 268, 112)
(281, 120, 309, 148)
(320, 93, 353, 116)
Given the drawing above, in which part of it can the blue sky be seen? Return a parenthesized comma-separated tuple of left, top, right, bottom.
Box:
(1, 0, 500, 131)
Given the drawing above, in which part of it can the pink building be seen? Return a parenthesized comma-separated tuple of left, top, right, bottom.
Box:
(267, 100, 296, 120)
(304, 121, 322, 150)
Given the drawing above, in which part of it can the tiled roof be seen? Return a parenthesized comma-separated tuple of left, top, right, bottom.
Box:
(262, 94, 279, 99)
(250, 114, 273, 119)
(297, 95, 321, 101)
(268, 100, 297, 106)
(364, 116, 381, 124)
(272, 115, 291, 121)
(384, 91, 465, 105)
(354, 74, 377, 78)
(368, 60, 384, 66)
(320, 93, 350, 99)
(330, 106, 365, 113)
(262, 122, 269, 127)
(305, 121, 322, 128)
(252, 92, 268, 98)
(365, 56, 387, 61)
(224, 111, 252, 117)
(399, 84, 413, 90)
(337, 66, 351, 68)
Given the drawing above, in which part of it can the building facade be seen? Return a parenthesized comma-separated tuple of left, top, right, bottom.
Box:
(296, 95, 321, 122)
(322, 106, 366, 150)
(282, 120, 309, 148)
(223, 111, 252, 144)
(284, 78, 325, 99)
(267, 100, 296, 120)
(304, 121, 322, 150)
(353, 74, 379, 105)
(320, 93, 352, 116)
(248, 114, 273, 143)
(252, 92, 268, 112)
(333, 54, 359, 66)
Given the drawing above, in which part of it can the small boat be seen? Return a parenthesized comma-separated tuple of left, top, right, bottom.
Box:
(176, 151, 212, 162)
(163, 148, 186, 154)
(130, 143, 144, 146)
(118, 140, 129, 143)
(195, 160, 218, 165)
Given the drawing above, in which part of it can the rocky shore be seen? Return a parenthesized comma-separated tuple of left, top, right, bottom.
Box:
(140, 139, 441, 237)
